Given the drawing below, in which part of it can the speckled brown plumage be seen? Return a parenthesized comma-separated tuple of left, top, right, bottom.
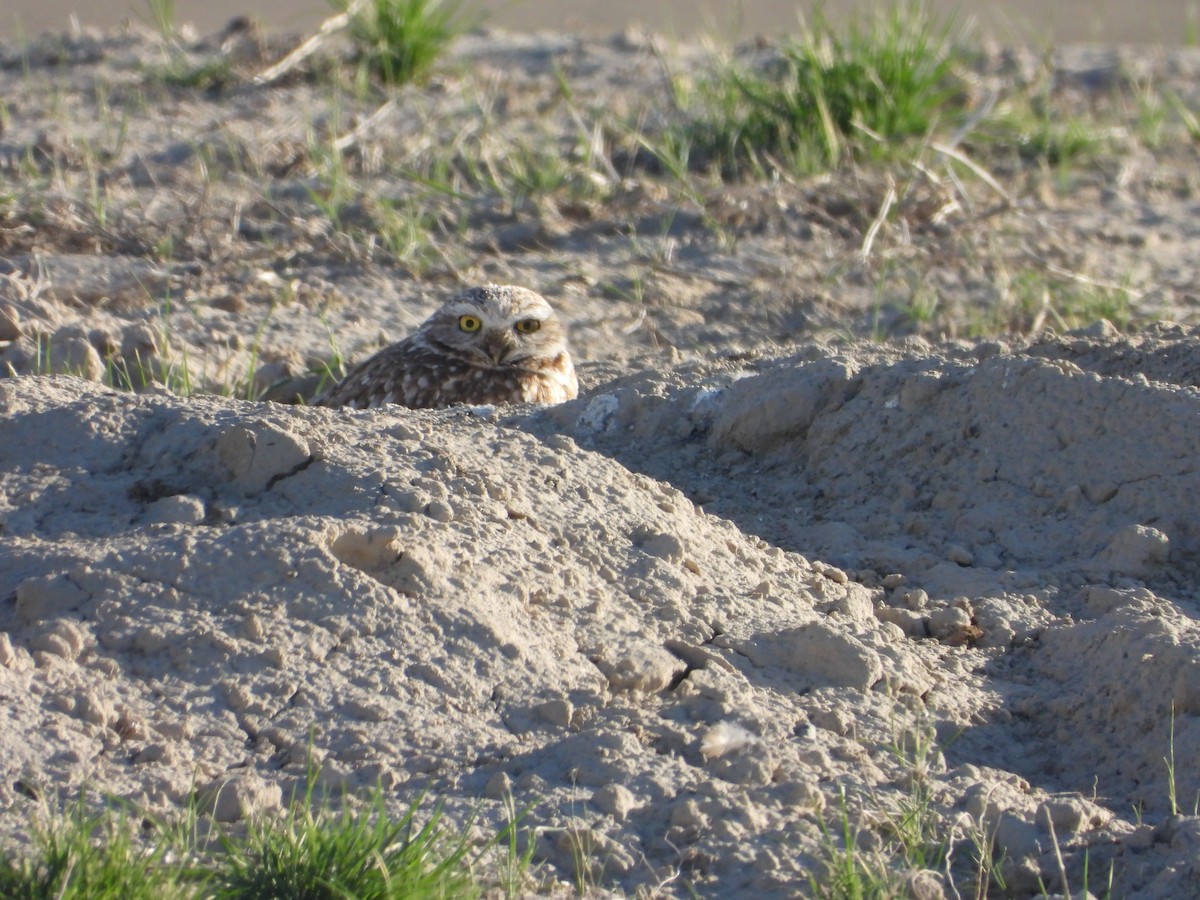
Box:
(315, 285, 578, 410)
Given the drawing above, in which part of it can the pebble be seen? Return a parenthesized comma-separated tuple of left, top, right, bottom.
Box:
(741, 622, 883, 691)
(43, 326, 104, 380)
(16, 572, 91, 622)
(215, 422, 311, 494)
(592, 640, 685, 692)
(592, 783, 637, 821)
(198, 774, 283, 823)
(1095, 523, 1170, 576)
(328, 527, 402, 570)
(535, 698, 573, 728)
(423, 499, 455, 522)
(484, 771, 512, 799)
(946, 544, 974, 566)
(875, 606, 929, 638)
(636, 530, 685, 563)
(144, 494, 205, 524)
(0, 633, 16, 668)
(669, 798, 710, 831)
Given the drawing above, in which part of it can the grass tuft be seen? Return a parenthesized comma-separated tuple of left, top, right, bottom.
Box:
(0, 799, 191, 900)
(0, 775, 536, 899)
(213, 787, 477, 899)
(671, 1, 965, 176)
(341, 0, 474, 86)
(808, 785, 902, 899)
(142, 0, 177, 41)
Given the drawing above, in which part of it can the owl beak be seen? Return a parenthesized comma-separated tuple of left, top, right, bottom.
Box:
(483, 330, 515, 364)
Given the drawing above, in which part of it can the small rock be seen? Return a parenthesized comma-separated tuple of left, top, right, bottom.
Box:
(741, 622, 883, 690)
(120, 322, 158, 358)
(484, 771, 512, 800)
(669, 798, 710, 831)
(342, 698, 388, 722)
(591, 640, 684, 692)
(423, 499, 454, 522)
(706, 748, 776, 785)
(28, 632, 75, 659)
(821, 565, 849, 584)
(592, 784, 637, 822)
(899, 371, 945, 408)
(1125, 823, 1156, 850)
(534, 698, 573, 728)
(28, 620, 87, 660)
(928, 607, 974, 642)
(198, 774, 283, 823)
(576, 393, 619, 433)
(876, 606, 929, 638)
(133, 743, 173, 765)
(1092, 524, 1169, 576)
(90, 656, 119, 677)
(830, 583, 875, 621)
(156, 717, 195, 741)
(391, 545, 447, 596)
(1036, 796, 1111, 833)
(998, 853, 1045, 896)
(16, 573, 91, 622)
(0, 633, 17, 668)
(708, 359, 854, 453)
(877, 621, 906, 642)
(480, 772, 508, 801)
(43, 327, 104, 380)
(946, 544, 974, 566)
(73, 689, 117, 728)
(636, 531, 685, 564)
(215, 422, 311, 494)
(241, 614, 265, 642)
(144, 494, 205, 524)
(1082, 481, 1119, 504)
(249, 359, 294, 398)
(329, 527, 402, 570)
(384, 489, 427, 513)
(810, 708, 853, 736)
(991, 811, 1044, 861)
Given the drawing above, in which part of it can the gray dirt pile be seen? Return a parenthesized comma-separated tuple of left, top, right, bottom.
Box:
(3, 321, 1200, 896)
(2, 20, 1200, 899)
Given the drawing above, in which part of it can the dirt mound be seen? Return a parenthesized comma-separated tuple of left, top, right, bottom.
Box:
(3, 21, 1200, 897)
(3, 325, 1200, 895)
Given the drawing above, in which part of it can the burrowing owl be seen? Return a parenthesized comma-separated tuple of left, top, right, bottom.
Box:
(315, 285, 578, 410)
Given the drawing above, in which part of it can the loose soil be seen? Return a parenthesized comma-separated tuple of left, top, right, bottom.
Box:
(2, 21, 1200, 897)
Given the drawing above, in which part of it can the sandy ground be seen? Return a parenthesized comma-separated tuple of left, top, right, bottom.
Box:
(2, 21, 1200, 897)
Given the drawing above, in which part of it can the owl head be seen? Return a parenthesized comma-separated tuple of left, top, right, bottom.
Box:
(421, 285, 570, 367)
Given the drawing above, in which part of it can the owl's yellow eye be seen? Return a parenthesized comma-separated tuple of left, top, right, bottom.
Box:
(514, 319, 541, 335)
(458, 314, 482, 332)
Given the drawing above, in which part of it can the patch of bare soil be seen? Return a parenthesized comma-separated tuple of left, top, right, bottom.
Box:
(2, 20, 1200, 897)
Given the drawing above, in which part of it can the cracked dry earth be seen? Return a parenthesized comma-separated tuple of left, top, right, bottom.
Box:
(2, 20, 1200, 899)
